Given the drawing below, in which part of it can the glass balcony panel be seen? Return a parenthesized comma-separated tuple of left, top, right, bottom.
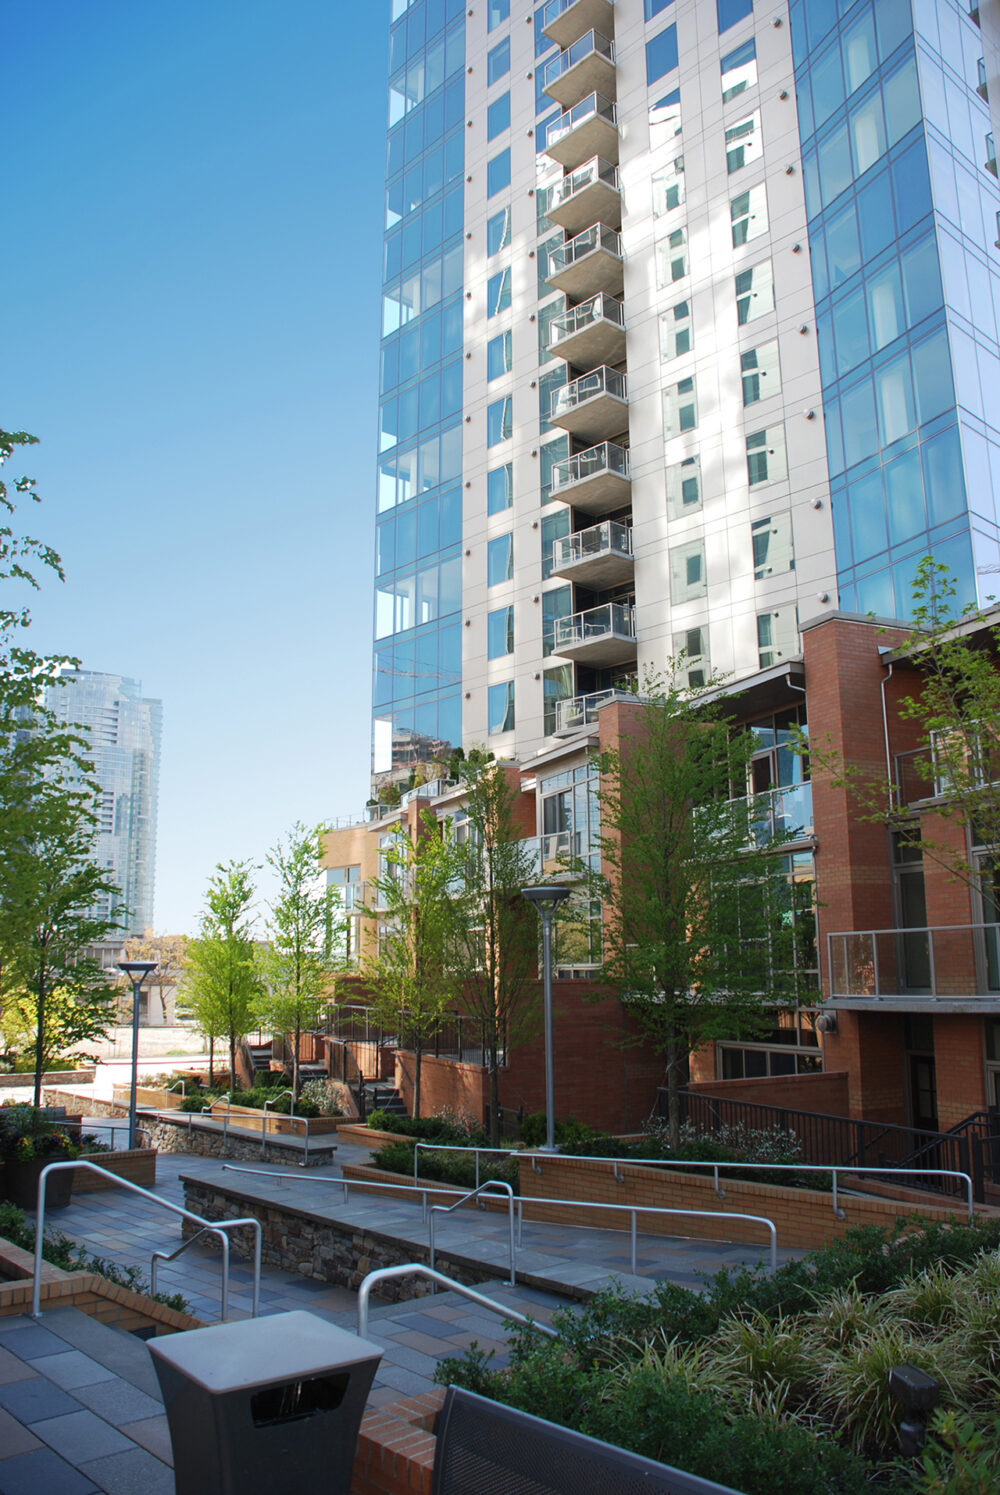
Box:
(554, 685, 635, 735)
(543, 30, 616, 108)
(548, 292, 626, 365)
(552, 602, 637, 665)
(826, 923, 1000, 999)
(549, 366, 628, 440)
(546, 224, 623, 298)
(545, 92, 619, 168)
(549, 439, 630, 513)
(542, 0, 616, 50)
(550, 519, 633, 586)
(546, 155, 621, 234)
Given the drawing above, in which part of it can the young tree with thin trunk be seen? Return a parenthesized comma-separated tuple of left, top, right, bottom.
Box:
(593, 674, 800, 1146)
(184, 862, 260, 1085)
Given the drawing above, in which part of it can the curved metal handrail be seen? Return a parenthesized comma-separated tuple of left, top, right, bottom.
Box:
(357, 1263, 558, 1342)
(30, 1160, 262, 1323)
(430, 1181, 516, 1285)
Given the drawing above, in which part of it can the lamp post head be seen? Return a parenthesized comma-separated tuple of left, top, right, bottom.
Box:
(117, 960, 157, 987)
(521, 885, 571, 919)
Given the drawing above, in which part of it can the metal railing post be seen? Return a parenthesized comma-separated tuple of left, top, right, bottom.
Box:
(630, 1210, 637, 1275)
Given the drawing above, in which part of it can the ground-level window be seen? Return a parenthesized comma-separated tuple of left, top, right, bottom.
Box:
(717, 1008, 821, 1078)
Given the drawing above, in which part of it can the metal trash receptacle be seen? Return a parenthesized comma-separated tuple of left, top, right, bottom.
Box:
(148, 1309, 383, 1495)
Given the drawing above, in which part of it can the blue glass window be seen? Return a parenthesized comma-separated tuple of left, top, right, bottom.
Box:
(884, 447, 924, 545)
(487, 462, 513, 514)
(847, 469, 887, 562)
(721, 38, 756, 101)
(487, 148, 511, 197)
(487, 395, 513, 446)
(542, 586, 572, 656)
(488, 0, 509, 30)
(856, 170, 895, 260)
(488, 605, 514, 658)
(717, 0, 752, 33)
(488, 680, 515, 734)
(825, 201, 861, 288)
(644, 0, 674, 18)
(487, 533, 513, 585)
(840, 376, 879, 468)
(832, 286, 870, 376)
(487, 267, 511, 316)
(488, 91, 511, 140)
(487, 330, 512, 380)
(487, 37, 510, 84)
(487, 208, 511, 256)
(541, 506, 570, 579)
(646, 25, 678, 86)
(922, 424, 965, 526)
(911, 325, 954, 426)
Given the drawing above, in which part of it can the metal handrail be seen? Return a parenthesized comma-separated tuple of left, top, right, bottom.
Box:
(166, 1079, 186, 1097)
(151, 1224, 259, 1319)
(222, 1163, 478, 1223)
(264, 1088, 296, 1117)
(414, 1140, 516, 1191)
(29, 1160, 263, 1323)
(358, 1264, 559, 1341)
(430, 1182, 516, 1286)
(48, 1118, 153, 1152)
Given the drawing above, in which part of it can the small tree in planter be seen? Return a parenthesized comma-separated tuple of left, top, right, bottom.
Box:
(0, 1103, 78, 1208)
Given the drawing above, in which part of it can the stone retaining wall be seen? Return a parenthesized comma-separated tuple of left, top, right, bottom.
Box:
(3, 1070, 95, 1090)
(43, 1089, 120, 1119)
(149, 1116, 337, 1166)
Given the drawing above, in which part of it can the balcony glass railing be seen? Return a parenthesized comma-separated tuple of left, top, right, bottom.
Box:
(749, 782, 813, 844)
(551, 366, 627, 420)
(519, 830, 590, 876)
(549, 293, 624, 350)
(553, 602, 635, 651)
(552, 519, 631, 570)
(542, 0, 613, 27)
(548, 155, 620, 212)
(546, 93, 617, 151)
(551, 439, 630, 493)
(554, 686, 635, 733)
(547, 223, 622, 276)
(827, 922, 1000, 999)
(542, 30, 615, 89)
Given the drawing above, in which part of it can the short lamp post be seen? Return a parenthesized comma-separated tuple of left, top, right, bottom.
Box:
(521, 885, 570, 1152)
(117, 961, 157, 1150)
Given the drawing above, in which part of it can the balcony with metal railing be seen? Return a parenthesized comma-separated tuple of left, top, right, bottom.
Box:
(549, 365, 628, 441)
(550, 519, 632, 587)
(543, 30, 616, 109)
(550, 438, 629, 513)
(554, 686, 635, 736)
(547, 223, 623, 299)
(545, 92, 618, 169)
(518, 830, 580, 878)
(542, 0, 615, 49)
(552, 602, 636, 666)
(827, 923, 1000, 1007)
(547, 291, 625, 366)
(545, 155, 620, 235)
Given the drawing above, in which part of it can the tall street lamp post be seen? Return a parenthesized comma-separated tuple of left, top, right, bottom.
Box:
(521, 885, 570, 1152)
(117, 961, 157, 1150)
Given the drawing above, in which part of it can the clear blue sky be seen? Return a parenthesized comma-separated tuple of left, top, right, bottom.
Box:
(1, 1, 390, 934)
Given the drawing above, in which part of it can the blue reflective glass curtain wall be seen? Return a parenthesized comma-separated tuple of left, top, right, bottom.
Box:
(788, 0, 1000, 615)
(375, 0, 466, 780)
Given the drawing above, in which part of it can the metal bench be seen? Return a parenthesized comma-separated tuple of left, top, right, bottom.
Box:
(431, 1385, 745, 1494)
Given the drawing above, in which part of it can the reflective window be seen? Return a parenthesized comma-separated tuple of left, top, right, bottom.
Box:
(645, 0, 674, 18)
(646, 24, 678, 86)
(487, 91, 511, 141)
(726, 109, 762, 173)
(660, 298, 692, 360)
(538, 297, 566, 364)
(488, 680, 515, 734)
(543, 664, 574, 735)
(670, 538, 707, 601)
(538, 366, 567, 431)
(666, 454, 702, 518)
(488, 605, 514, 658)
(752, 513, 794, 578)
(673, 625, 709, 686)
(539, 436, 569, 503)
(542, 586, 572, 656)
(652, 154, 685, 215)
(741, 340, 781, 405)
(736, 260, 774, 324)
(487, 148, 511, 197)
(487, 37, 510, 85)
(487, 208, 511, 255)
(722, 38, 757, 101)
(487, 462, 513, 514)
(488, 0, 509, 30)
(656, 226, 688, 285)
(541, 506, 570, 579)
(757, 607, 797, 668)
(718, 0, 753, 33)
(487, 267, 511, 316)
(487, 330, 512, 380)
(746, 425, 787, 487)
(664, 376, 698, 435)
(731, 183, 767, 246)
(487, 395, 513, 446)
(487, 532, 513, 585)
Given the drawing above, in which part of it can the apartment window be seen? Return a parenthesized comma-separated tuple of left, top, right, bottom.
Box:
(736, 260, 774, 325)
(488, 604, 514, 658)
(542, 586, 573, 656)
(655, 227, 688, 286)
(757, 607, 798, 668)
(752, 514, 795, 578)
(487, 208, 511, 256)
(539, 435, 569, 504)
(538, 366, 567, 431)
(741, 340, 781, 405)
(487, 148, 511, 197)
(673, 625, 709, 687)
(746, 425, 788, 487)
(731, 183, 767, 246)
(488, 0, 510, 29)
(487, 38, 510, 84)
(487, 462, 513, 514)
(666, 454, 702, 518)
(645, 0, 674, 17)
(537, 232, 565, 294)
(487, 395, 513, 446)
(652, 155, 685, 215)
(487, 330, 512, 381)
(663, 376, 697, 436)
(721, 38, 757, 101)
(544, 664, 574, 735)
(726, 109, 762, 173)
(646, 24, 678, 86)
(718, 0, 753, 33)
(670, 538, 707, 601)
(487, 267, 512, 316)
(541, 506, 570, 580)
(660, 299, 692, 360)
(538, 298, 565, 364)
(487, 532, 513, 585)
(488, 680, 515, 734)
(487, 91, 511, 141)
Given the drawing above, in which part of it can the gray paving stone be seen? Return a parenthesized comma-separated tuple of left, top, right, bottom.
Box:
(117, 1414, 172, 1466)
(0, 1405, 42, 1459)
(0, 1446, 100, 1495)
(0, 1377, 82, 1425)
(78, 1447, 174, 1495)
(32, 1408, 134, 1463)
(0, 1323, 72, 1361)
(0, 1349, 36, 1389)
(35, 1352, 118, 1392)
(72, 1379, 163, 1427)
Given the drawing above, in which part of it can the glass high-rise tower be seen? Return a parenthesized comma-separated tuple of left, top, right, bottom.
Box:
(372, 0, 1000, 786)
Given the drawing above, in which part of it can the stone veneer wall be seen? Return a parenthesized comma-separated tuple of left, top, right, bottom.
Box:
(148, 1116, 337, 1166)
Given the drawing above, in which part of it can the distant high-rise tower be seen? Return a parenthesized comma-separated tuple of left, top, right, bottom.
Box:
(44, 671, 162, 935)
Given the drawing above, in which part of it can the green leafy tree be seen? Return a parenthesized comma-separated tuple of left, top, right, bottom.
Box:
(592, 672, 801, 1145)
(363, 810, 462, 1118)
(184, 862, 260, 1085)
(450, 759, 542, 1146)
(257, 822, 340, 1097)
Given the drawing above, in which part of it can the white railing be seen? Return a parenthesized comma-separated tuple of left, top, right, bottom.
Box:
(551, 365, 627, 419)
(552, 520, 631, 571)
(542, 29, 615, 89)
(827, 922, 1000, 1000)
(551, 439, 629, 494)
(553, 602, 635, 651)
(548, 224, 622, 277)
(554, 686, 635, 733)
(546, 92, 617, 151)
(547, 154, 619, 211)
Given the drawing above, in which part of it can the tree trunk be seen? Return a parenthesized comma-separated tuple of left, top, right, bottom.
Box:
(666, 1027, 681, 1150)
(293, 1019, 301, 1100)
(413, 1036, 423, 1119)
(487, 1041, 501, 1148)
(229, 1032, 237, 1093)
(209, 1035, 215, 1087)
(32, 955, 46, 1109)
